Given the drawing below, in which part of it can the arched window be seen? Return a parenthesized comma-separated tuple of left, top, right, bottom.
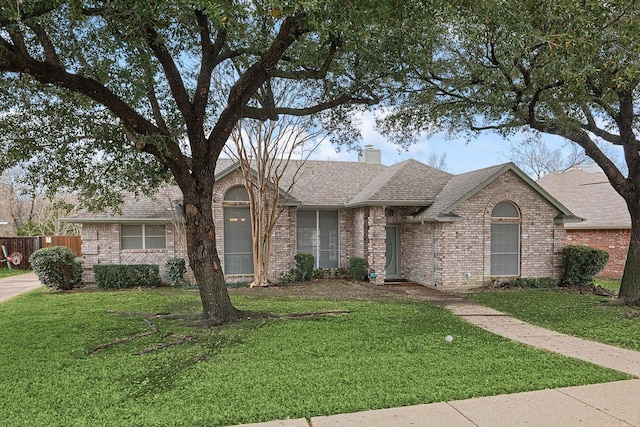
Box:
(223, 186, 253, 275)
(225, 186, 250, 202)
(490, 201, 520, 276)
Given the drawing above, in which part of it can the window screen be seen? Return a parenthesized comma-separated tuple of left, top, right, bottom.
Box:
(490, 201, 520, 276)
(225, 186, 250, 201)
(492, 201, 519, 218)
(490, 223, 520, 275)
(296, 210, 338, 268)
(224, 206, 253, 274)
(121, 224, 166, 250)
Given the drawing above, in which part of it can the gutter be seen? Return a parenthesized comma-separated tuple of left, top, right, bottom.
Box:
(60, 217, 178, 224)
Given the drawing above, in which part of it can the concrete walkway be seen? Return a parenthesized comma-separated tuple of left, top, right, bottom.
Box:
(233, 285, 640, 427)
(0, 271, 42, 303)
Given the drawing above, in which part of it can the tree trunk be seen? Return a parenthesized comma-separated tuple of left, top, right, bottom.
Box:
(183, 185, 240, 322)
(619, 209, 640, 305)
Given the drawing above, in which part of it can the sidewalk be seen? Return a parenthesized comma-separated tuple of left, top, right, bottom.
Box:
(233, 285, 640, 427)
(0, 271, 42, 303)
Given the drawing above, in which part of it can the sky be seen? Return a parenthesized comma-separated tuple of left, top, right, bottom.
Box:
(305, 111, 571, 175)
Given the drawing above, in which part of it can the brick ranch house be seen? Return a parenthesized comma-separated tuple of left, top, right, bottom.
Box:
(538, 167, 630, 279)
(65, 149, 580, 290)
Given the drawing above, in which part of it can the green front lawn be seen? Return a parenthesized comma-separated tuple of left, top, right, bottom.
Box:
(0, 267, 29, 279)
(0, 288, 629, 426)
(467, 290, 640, 351)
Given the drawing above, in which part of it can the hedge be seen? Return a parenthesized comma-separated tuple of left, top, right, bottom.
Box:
(93, 264, 162, 289)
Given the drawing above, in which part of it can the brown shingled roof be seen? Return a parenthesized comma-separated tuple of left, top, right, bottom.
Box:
(67, 185, 183, 223)
(537, 168, 630, 229)
(66, 158, 579, 224)
(277, 160, 387, 207)
(347, 159, 452, 207)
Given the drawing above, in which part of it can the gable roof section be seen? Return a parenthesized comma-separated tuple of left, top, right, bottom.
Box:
(409, 162, 580, 223)
(346, 159, 453, 207)
(214, 160, 301, 206)
(64, 186, 183, 223)
(537, 168, 630, 229)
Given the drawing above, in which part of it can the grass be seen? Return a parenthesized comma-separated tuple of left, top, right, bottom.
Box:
(595, 278, 621, 294)
(0, 267, 29, 279)
(467, 289, 640, 351)
(0, 288, 630, 427)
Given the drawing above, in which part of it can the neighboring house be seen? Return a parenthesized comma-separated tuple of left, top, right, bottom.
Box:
(65, 148, 580, 289)
(538, 168, 630, 279)
(0, 185, 15, 236)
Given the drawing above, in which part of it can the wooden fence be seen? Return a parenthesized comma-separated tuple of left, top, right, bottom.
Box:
(0, 236, 82, 270)
(41, 235, 82, 257)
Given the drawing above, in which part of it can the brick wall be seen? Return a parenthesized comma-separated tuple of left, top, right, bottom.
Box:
(402, 221, 439, 286)
(80, 222, 183, 282)
(566, 229, 629, 279)
(366, 206, 386, 284)
(428, 171, 566, 290)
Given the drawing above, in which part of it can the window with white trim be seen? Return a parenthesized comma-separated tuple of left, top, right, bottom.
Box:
(121, 224, 166, 250)
(296, 210, 339, 268)
(490, 201, 520, 276)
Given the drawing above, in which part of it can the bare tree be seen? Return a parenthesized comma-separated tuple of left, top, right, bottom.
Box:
(227, 102, 322, 287)
(425, 150, 448, 171)
(503, 133, 626, 179)
(1, 170, 78, 236)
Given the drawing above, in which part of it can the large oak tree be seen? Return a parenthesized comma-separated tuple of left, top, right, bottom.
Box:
(0, 0, 424, 321)
(385, 0, 640, 304)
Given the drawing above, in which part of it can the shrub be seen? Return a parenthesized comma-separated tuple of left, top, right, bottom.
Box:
(294, 253, 315, 282)
(349, 257, 367, 280)
(165, 258, 187, 287)
(279, 268, 296, 284)
(30, 246, 82, 290)
(492, 277, 558, 289)
(93, 264, 161, 289)
(561, 245, 610, 286)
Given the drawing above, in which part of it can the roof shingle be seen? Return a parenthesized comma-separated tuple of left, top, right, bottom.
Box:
(537, 168, 630, 229)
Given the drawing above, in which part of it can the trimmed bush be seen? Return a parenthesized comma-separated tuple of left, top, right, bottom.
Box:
(561, 245, 610, 286)
(294, 253, 315, 282)
(349, 257, 367, 280)
(165, 258, 187, 286)
(93, 264, 161, 289)
(30, 246, 82, 290)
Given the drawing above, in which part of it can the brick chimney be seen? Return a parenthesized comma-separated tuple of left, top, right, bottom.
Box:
(358, 145, 381, 164)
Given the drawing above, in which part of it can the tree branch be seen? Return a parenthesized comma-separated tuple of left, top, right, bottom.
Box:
(580, 104, 622, 145)
(28, 22, 61, 67)
(268, 33, 341, 80)
(242, 93, 378, 120)
(143, 24, 194, 124)
(206, 12, 310, 160)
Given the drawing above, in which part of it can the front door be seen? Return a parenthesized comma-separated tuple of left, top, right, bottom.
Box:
(385, 225, 400, 280)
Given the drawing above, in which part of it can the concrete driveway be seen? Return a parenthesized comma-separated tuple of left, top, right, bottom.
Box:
(0, 271, 42, 303)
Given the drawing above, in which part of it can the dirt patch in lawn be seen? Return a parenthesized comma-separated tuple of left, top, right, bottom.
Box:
(229, 279, 420, 301)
